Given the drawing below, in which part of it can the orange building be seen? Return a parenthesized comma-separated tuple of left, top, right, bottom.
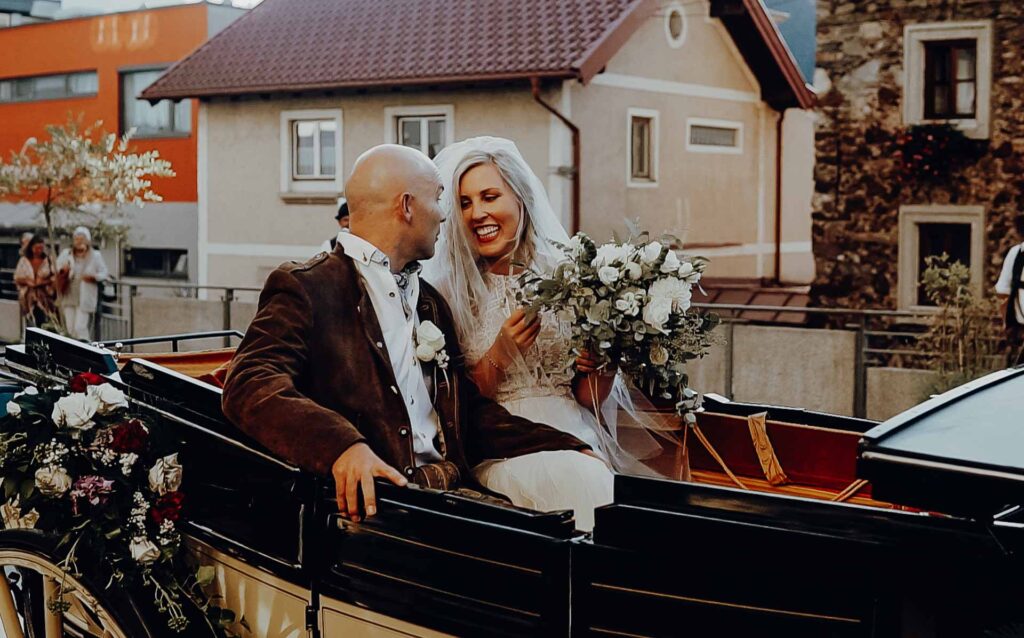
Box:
(0, 2, 245, 283)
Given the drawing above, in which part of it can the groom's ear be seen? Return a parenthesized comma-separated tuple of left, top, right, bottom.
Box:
(400, 192, 414, 223)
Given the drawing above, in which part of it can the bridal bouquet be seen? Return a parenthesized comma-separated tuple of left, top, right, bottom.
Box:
(520, 230, 720, 418)
(0, 371, 236, 633)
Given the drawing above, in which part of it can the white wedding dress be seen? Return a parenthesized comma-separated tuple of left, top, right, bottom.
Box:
(466, 274, 614, 531)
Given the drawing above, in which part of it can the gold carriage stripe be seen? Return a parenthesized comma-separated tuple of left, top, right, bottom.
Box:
(341, 562, 541, 618)
(336, 520, 542, 575)
(589, 627, 656, 638)
(590, 583, 861, 624)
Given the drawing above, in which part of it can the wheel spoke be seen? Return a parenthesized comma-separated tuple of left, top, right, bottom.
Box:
(42, 577, 63, 638)
(0, 570, 25, 638)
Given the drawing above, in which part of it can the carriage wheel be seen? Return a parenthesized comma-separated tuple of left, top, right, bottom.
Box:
(0, 532, 152, 638)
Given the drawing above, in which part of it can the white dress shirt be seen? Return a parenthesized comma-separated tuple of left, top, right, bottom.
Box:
(337, 232, 443, 465)
(995, 243, 1024, 324)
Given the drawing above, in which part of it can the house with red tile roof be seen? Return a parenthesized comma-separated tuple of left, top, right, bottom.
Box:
(142, 0, 816, 289)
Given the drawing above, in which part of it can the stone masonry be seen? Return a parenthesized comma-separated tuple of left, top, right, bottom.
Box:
(812, 0, 1024, 308)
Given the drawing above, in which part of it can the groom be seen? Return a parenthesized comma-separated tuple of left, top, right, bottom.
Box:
(222, 144, 592, 521)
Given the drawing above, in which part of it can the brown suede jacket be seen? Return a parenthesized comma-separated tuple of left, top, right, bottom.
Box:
(221, 247, 588, 480)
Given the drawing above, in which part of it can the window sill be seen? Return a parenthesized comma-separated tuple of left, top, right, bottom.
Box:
(627, 179, 659, 189)
(910, 117, 987, 140)
(279, 191, 340, 205)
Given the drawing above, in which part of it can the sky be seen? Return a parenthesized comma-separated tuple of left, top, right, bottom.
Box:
(764, 0, 816, 82)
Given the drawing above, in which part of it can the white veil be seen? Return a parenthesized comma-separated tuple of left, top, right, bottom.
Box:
(422, 136, 671, 477)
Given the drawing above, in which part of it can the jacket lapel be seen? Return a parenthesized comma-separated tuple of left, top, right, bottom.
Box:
(341, 253, 400, 389)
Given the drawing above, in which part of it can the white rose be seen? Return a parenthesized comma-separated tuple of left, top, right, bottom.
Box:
(648, 277, 693, 312)
(660, 250, 681, 273)
(129, 537, 161, 564)
(642, 298, 673, 333)
(568, 235, 585, 258)
(597, 266, 620, 286)
(148, 454, 183, 496)
(641, 241, 663, 264)
(677, 262, 694, 278)
(88, 383, 128, 415)
(417, 320, 446, 352)
(35, 466, 72, 497)
(591, 243, 630, 268)
(51, 393, 98, 431)
(415, 343, 436, 362)
(6, 401, 20, 417)
(623, 262, 642, 280)
(13, 386, 38, 400)
(649, 344, 670, 366)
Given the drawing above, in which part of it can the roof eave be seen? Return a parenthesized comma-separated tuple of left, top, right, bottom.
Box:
(574, 0, 659, 84)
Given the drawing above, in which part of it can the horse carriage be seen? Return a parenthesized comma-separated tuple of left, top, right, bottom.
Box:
(0, 327, 1022, 637)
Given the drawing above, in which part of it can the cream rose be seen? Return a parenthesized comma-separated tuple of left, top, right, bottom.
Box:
(89, 383, 128, 415)
(591, 243, 630, 268)
(623, 262, 642, 280)
(649, 344, 670, 366)
(641, 241, 663, 264)
(648, 277, 693, 313)
(643, 298, 673, 333)
(35, 466, 72, 497)
(417, 321, 446, 353)
(597, 265, 620, 286)
(51, 393, 98, 431)
(148, 454, 183, 496)
(660, 250, 681, 274)
(129, 537, 161, 564)
(6, 401, 20, 417)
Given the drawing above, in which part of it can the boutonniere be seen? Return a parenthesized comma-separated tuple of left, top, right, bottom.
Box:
(415, 320, 450, 390)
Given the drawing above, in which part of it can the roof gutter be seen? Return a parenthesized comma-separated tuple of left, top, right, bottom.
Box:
(530, 77, 580, 234)
(773, 109, 784, 285)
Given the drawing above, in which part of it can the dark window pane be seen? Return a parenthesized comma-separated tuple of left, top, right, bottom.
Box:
(690, 124, 737, 147)
(427, 119, 445, 159)
(123, 248, 188, 279)
(294, 121, 316, 176)
(122, 70, 189, 136)
(917, 222, 971, 305)
(319, 121, 336, 176)
(631, 116, 651, 179)
(925, 40, 976, 119)
(399, 118, 422, 150)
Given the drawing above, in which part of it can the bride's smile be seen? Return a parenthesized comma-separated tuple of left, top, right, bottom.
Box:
(459, 162, 523, 265)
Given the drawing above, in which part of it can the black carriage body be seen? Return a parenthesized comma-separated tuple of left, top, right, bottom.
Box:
(4, 329, 1023, 638)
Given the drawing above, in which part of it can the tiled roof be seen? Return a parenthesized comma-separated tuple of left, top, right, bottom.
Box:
(142, 0, 651, 100)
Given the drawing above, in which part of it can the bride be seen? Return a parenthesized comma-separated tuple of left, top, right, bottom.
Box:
(422, 136, 662, 531)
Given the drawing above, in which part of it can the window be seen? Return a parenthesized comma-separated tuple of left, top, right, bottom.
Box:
(279, 109, 343, 201)
(292, 120, 337, 180)
(898, 205, 985, 310)
(924, 40, 977, 119)
(0, 71, 97, 103)
(123, 248, 187, 279)
(384, 105, 453, 159)
(627, 108, 658, 187)
(121, 70, 190, 137)
(904, 21, 992, 138)
(664, 2, 686, 48)
(686, 118, 743, 154)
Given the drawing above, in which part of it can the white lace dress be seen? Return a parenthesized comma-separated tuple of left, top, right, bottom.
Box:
(467, 274, 614, 531)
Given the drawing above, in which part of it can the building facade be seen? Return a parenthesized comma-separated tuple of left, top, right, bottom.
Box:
(0, 2, 245, 284)
(813, 0, 1023, 311)
(145, 0, 815, 290)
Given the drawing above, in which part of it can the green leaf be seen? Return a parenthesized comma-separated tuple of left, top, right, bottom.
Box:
(2, 476, 18, 500)
(196, 565, 216, 588)
(18, 479, 34, 500)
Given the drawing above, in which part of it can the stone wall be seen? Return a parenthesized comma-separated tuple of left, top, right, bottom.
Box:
(812, 0, 1024, 308)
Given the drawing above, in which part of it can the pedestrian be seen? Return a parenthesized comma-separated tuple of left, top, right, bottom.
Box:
(13, 234, 56, 328)
(995, 214, 1024, 367)
(318, 198, 350, 253)
(55, 226, 109, 341)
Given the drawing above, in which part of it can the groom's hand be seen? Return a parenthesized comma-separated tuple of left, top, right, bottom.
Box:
(332, 443, 408, 522)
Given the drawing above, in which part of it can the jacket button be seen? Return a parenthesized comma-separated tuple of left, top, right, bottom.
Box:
(399, 427, 409, 436)
(390, 385, 398, 395)
(404, 467, 414, 476)
(376, 341, 383, 348)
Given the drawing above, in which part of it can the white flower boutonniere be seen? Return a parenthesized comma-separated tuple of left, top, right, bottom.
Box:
(415, 321, 450, 394)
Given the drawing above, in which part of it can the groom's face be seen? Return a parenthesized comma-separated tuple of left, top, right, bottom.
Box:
(405, 169, 447, 261)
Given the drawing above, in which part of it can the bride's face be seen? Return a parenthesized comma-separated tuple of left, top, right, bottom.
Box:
(459, 162, 522, 263)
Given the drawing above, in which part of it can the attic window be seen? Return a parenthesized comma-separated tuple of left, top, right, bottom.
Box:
(665, 3, 686, 48)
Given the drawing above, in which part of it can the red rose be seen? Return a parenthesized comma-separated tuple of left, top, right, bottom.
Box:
(150, 491, 185, 525)
(110, 419, 148, 454)
(69, 372, 104, 393)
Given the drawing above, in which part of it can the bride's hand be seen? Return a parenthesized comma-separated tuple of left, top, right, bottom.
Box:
(575, 349, 614, 376)
(488, 308, 541, 368)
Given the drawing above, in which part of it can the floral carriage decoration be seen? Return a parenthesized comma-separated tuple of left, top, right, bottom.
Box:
(0, 370, 237, 633)
(519, 226, 720, 420)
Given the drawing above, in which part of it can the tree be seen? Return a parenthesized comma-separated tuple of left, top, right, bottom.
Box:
(0, 116, 175, 262)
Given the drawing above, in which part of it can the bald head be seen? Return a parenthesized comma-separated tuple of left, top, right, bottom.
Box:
(344, 144, 446, 270)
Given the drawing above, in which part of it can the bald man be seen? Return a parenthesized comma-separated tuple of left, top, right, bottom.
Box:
(223, 145, 590, 522)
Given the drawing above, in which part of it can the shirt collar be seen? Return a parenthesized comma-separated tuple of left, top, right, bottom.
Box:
(337, 231, 422, 280)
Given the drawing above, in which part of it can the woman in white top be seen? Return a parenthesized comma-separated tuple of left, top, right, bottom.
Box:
(995, 214, 1024, 366)
(422, 137, 664, 530)
(56, 226, 109, 341)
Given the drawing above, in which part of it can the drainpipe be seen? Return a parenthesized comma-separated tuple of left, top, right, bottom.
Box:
(773, 109, 785, 286)
(531, 77, 581, 234)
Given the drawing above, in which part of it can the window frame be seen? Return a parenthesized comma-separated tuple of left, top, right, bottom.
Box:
(627, 107, 659, 188)
(119, 66, 191, 139)
(897, 205, 985, 312)
(0, 70, 98, 104)
(664, 1, 687, 49)
(686, 117, 744, 155)
(903, 21, 992, 139)
(383, 105, 454, 159)
(279, 109, 344, 201)
(290, 119, 338, 181)
(122, 247, 189, 280)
